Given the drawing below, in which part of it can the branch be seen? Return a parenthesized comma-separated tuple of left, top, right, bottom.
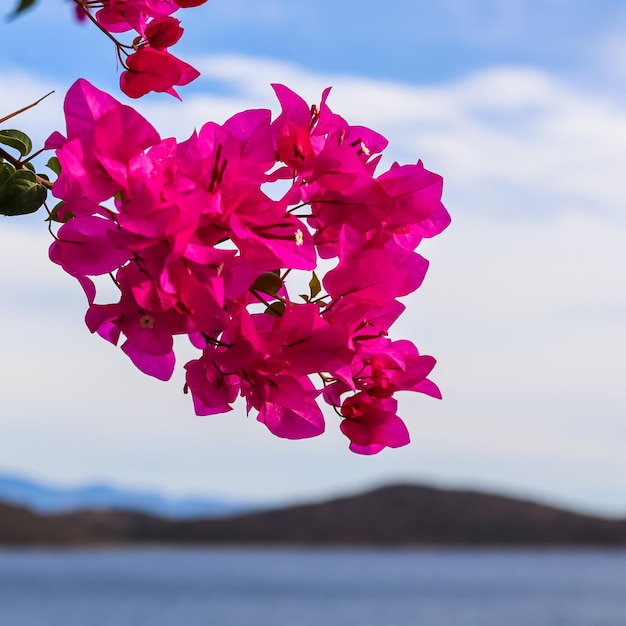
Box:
(0, 145, 54, 190)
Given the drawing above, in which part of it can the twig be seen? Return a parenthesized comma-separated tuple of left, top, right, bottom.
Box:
(0, 91, 54, 125)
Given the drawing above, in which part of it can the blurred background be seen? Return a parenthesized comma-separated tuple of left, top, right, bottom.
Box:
(0, 0, 624, 516)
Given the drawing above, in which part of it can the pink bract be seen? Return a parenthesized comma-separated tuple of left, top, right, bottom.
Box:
(144, 16, 184, 49)
(120, 48, 200, 99)
(49, 79, 449, 454)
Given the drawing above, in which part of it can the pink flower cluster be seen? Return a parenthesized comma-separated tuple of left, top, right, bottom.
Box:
(47, 79, 450, 454)
(75, 0, 207, 98)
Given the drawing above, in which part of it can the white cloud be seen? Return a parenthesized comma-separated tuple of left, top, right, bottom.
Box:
(0, 69, 66, 147)
(1, 58, 625, 514)
(138, 56, 626, 220)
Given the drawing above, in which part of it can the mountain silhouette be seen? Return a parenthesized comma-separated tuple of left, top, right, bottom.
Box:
(1, 483, 625, 546)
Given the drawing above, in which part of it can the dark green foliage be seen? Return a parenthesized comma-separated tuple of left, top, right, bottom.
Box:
(252, 271, 284, 297)
(46, 156, 61, 176)
(0, 167, 47, 216)
(0, 129, 33, 156)
(308, 271, 321, 298)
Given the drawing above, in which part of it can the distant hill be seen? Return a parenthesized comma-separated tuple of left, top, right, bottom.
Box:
(1, 484, 625, 546)
(0, 474, 250, 519)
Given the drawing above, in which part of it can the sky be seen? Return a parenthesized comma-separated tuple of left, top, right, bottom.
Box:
(0, 0, 625, 515)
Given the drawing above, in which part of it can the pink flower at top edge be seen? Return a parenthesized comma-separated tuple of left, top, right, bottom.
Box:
(120, 47, 200, 99)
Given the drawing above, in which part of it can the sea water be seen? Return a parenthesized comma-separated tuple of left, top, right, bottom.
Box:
(0, 548, 625, 626)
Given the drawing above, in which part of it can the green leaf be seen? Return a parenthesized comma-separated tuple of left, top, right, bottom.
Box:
(252, 271, 283, 296)
(8, 0, 37, 19)
(46, 200, 73, 223)
(46, 156, 61, 176)
(0, 129, 32, 157)
(0, 162, 14, 187)
(264, 301, 286, 318)
(0, 169, 47, 216)
(309, 271, 322, 299)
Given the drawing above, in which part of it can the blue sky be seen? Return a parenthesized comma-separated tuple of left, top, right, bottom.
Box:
(0, 1, 625, 514)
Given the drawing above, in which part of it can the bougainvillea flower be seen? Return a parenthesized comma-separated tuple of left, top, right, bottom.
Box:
(340, 393, 410, 454)
(270, 303, 353, 375)
(96, 0, 180, 33)
(323, 238, 429, 304)
(271, 84, 317, 168)
(96, 4, 145, 34)
(120, 47, 200, 99)
(255, 374, 325, 439)
(230, 213, 317, 272)
(92, 105, 161, 186)
(50, 216, 133, 277)
(49, 79, 449, 454)
(376, 161, 451, 235)
(184, 352, 240, 416)
(74, 0, 204, 98)
(144, 16, 184, 49)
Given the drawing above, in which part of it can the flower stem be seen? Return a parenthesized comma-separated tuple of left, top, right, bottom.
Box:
(73, 0, 135, 58)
